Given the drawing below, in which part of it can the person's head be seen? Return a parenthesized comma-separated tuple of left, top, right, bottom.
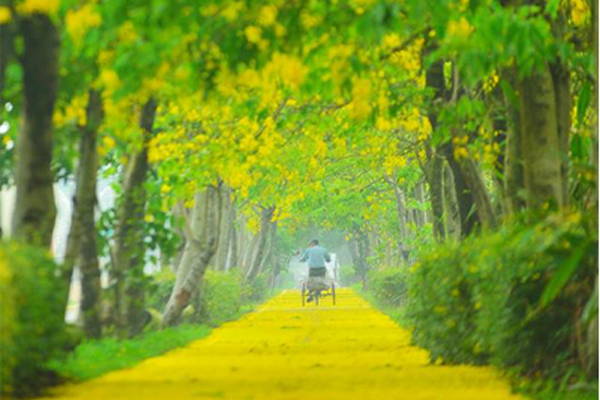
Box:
(309, 239, 319, 247)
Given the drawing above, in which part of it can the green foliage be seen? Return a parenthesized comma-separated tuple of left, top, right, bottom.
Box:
(407, 212, 597, 381)
(367, 268, 408, 308)
(198, 270, 244, 326)
(242, 272, 270, 304)
(339, 264, 360, 287)
(0, 243, 68, 397)
(146, 269, 177, 311)
(49, 324, 211, 382)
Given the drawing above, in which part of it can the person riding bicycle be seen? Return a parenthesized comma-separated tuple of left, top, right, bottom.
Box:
(299, 239, 331, 302)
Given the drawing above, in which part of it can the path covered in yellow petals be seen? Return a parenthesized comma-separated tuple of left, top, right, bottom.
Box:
(43, 289, 526, 400)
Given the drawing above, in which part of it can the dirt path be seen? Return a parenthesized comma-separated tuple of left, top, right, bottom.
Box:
(42, 289, 526, 400)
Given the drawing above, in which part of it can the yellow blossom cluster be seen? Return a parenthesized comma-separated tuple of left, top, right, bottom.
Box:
(0, 6, 11, 24)
(446, 16, 474, 41)
(66, 4, 102, 46)
(17, 0, 60, 15)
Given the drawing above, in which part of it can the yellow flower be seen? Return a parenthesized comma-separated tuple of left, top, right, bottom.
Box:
(258, 5, 277, 27)
(66, 4, 102, 46)
(118, 21, 137, 44)
(244, 25, 262, 44)
(0, 6, 11, 24)
(446, 17, 474, 41)
(18, 0, 60, 15)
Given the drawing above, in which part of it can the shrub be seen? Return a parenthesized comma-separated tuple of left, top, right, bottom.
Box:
(242, 272, 270, 304)
(146, 269, 176, 311)
(0, 242, 68, 397)
(368, 268, 408, 308)
(407, 211, 597, 381)
(199, 270, 243, 326)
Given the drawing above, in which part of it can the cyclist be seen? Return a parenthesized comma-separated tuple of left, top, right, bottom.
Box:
(299, 239, 331, 302)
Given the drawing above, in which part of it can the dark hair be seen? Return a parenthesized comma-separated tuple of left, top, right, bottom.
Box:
(310, 239, 319, 246)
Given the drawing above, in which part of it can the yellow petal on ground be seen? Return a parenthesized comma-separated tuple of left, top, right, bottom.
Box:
(41, 289, 526, 400)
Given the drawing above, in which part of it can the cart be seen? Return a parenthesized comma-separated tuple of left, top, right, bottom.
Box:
(301, 276, 336, 306)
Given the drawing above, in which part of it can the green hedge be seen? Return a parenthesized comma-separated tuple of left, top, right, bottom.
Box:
(0, 243, 68, 397)
(367, 268, 407, 308)
(199, 270, 243, 326)
(407, 212, 597, 380)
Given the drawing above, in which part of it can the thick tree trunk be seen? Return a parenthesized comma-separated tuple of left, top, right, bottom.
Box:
(63, 90, 103, 337)
(259, 220, 277, 275)
(503, 79, 526, 214)
(246, 206, 274, 282)
(13, 15, 59, 247)
(113, 99, 157, 338)
(427, 154, 446, 241)
(215, 187, 231, 270)
(442, 161, 460, 239)
(170, 202, 187, 273)
(226, 203, 238, 270)
(518, 65, 564, 208)
(550, 59, 571, 205)
(242, 232, 259, 274)
(441, 143, 480, 237)
(458, 158, 496, 229)
(162, 187, 222, 327)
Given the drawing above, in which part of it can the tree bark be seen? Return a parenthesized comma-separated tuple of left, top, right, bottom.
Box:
(259, 220, 277, 275)
(215, 187, 232, 270)
(442, 161, 460, 239)
(458, 158, 496, 229)
(503, 76, 527, 214)
(13, 14, 59, 247)
(518, 65, 564, 208)
(550, 59, 571, 205)
(63, 90, 103, 337)
(246, 206, 275, 282)
(162, 187, 222, 327)
(427, 153, 446, 241)
(226, 203, 238, 270)
(113, 98, 157, 338)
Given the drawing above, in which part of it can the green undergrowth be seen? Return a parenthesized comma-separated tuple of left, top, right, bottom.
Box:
(48, 324, 212, 382)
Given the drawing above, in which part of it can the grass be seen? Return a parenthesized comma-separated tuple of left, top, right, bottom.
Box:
(49, 324, 212, 382)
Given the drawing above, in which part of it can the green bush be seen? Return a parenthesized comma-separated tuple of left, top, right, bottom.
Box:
(407, 212, 597, 381)
(0, 242, 68, 397)
(368, 268, 408, 308)
(242, 272, 270, 304)
(146, 269, 176, 311)
(199, 270, 243, 326)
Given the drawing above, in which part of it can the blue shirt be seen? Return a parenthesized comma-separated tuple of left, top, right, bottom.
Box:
(300, 245, 331, 268)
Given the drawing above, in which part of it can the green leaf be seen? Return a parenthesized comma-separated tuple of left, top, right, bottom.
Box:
(539, 242, 587, 308)
(577, 82, 591, 125)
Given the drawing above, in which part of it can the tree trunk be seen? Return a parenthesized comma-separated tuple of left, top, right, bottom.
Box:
(414, 180, 428, 226)
(518, 65, 564, 208)
(226, 203, 238, 270)
(384, 174, 408, 254)
(162, 187, 222, 327)
(113, 98, 157, 338)
(458, 158, 496, 229)
(63, 90, 103, 337)
(215, 187, 232, 270)
(503, 77, 526, 214)
(427, 153, 446, 241)
(550, 59, 571, 205)
(259, 220, 277, 275)
(246, 206, 274, 282)
(442, 161, 460, 239)
(13, 14, 59, 247)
